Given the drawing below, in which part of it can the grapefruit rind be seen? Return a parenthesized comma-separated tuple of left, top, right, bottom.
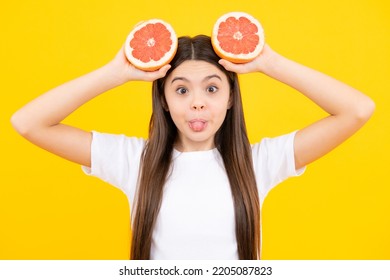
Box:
(211, 12, 265, 63)
(125, 19, 178, 71)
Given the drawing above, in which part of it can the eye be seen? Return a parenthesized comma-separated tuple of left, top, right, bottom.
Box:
(207, 86, 218, 93)
(176, 87, 188, 95)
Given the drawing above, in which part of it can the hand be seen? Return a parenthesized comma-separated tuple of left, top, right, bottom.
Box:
(107, 45, 171, 83)
(218, 44, 275, 74)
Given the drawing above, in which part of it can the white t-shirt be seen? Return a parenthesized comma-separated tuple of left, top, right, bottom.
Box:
(82, 131, 305, 259)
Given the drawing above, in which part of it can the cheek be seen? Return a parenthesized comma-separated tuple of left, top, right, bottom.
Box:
(216, 108, 229, 123)
(166, 103, 186, 124)
(164, 91, 182, 111)
(212, 96, 231, 117)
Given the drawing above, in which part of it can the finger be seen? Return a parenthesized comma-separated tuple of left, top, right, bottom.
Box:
(159, 64, 172, 75)
(218, 59, 234, 71)
(219, 59, 247, 74)
(144, 64, 172, 81)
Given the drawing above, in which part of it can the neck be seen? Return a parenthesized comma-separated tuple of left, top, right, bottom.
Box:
(174, 139, 215, 152)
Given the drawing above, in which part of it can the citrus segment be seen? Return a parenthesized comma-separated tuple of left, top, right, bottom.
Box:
(125, 19, 178, 71)
(212, 12, 265, 63)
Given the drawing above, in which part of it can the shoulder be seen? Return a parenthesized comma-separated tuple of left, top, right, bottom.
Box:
(91, 131, 146, 152)
(89, 131, 147, 170)
(251, 131, 304, 203)
(83, 131, 146, 192)
(251, 131, 297, 160)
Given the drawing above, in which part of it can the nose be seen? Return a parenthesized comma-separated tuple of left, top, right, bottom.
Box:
(191, 92, 205, 111)
(192, 104, 205, 110)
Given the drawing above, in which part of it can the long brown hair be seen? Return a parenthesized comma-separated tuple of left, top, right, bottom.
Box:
(131, 35, 260, 259)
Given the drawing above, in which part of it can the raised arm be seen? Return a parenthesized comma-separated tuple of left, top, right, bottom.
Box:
(11, 46, 170, 167)
(219, 44, 375, 170)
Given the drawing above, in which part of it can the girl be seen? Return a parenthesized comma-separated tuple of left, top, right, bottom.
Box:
(11, 35, 374, 260)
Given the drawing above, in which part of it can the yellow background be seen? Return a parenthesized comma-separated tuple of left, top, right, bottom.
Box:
(1, 0, 389, 259)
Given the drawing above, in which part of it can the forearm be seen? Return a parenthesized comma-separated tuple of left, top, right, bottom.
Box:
(11, 62, 124, 135)
(261, 49, 375, 168)
(260, 50, 375, 120)
(11, 45, 170, 167)
(219, 45, 375, 169)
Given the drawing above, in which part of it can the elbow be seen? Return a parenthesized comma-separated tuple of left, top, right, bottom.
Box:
(356, 96, 375, 124)
(11, 111, 32, 137)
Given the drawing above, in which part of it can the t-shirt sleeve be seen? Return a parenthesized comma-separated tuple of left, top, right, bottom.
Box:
(81, 131, 145, 198)
(252, 131, 306, 204)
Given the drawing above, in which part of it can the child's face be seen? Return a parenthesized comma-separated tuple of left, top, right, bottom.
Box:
(164, 60, 231, 152)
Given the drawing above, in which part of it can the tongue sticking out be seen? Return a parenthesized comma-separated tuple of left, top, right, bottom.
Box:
(189, 121, 207, 132)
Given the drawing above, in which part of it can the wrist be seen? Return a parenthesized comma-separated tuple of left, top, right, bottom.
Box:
(103, 59, 132, 86)
(257, 47, 283, 75)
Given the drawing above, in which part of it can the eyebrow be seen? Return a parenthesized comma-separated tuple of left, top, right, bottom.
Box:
(171, 74, 222, 84)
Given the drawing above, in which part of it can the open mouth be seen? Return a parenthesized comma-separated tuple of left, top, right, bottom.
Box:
(188, 120, 207, 132)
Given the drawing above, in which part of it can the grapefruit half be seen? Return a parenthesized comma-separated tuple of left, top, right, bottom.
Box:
(212, 12, 265, 63)
(124, 19, 178, 71)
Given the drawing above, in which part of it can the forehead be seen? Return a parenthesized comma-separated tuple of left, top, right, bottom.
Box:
(166, 60, 228, 83)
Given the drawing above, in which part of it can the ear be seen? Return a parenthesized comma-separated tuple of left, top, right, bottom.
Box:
(161, 95, 169, 111)
(227, 91, 233, 109)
